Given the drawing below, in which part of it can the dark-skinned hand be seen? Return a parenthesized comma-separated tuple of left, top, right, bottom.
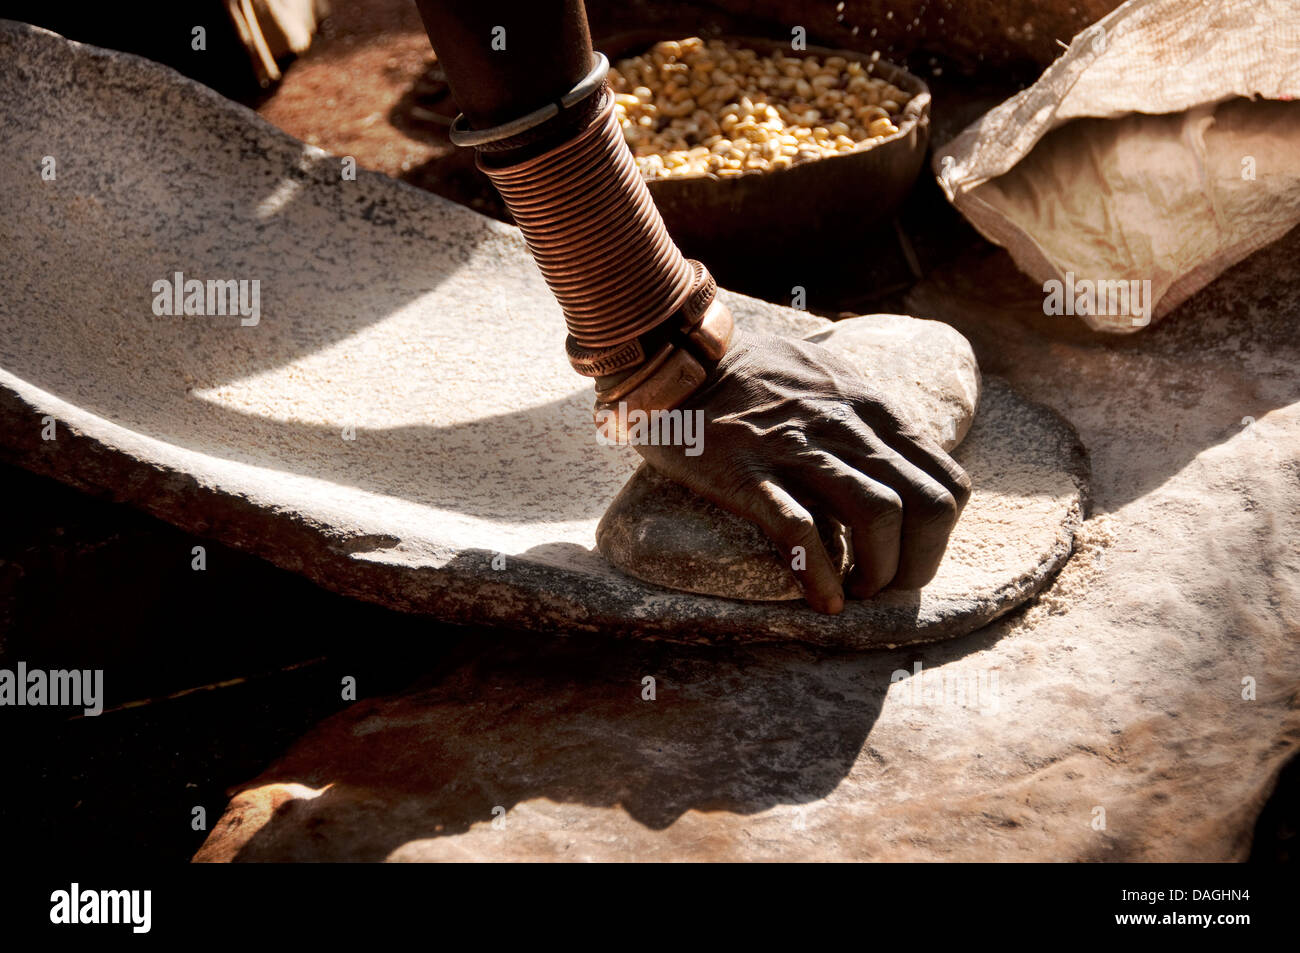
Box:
(633, 329, 972, 614)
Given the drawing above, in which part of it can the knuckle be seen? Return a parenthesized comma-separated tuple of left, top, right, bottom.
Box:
(870, 487, 905, 526)
(797, 448, 840, 473)
(779, 510, 817, 542)
(823, 403, 854, 426)
(768, 503, 815, 543)
(916, 488, 960, 529)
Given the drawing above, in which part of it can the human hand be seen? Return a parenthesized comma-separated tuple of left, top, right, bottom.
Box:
(631, 329, 972, 613)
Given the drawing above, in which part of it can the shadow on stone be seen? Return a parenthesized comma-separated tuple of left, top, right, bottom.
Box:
(207, 630, 919, 861)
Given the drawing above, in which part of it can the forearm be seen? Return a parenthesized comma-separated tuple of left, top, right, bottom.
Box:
(414, 6, 970, 612)
(416, 0, 732, 432)
(412, 0, 591, 133)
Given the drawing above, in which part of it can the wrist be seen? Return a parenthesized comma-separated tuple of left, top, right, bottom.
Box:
(592, 293, 734, 444)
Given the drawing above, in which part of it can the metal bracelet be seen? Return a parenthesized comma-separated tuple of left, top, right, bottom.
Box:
(448, 52, 610, 148)
(566, 335, 647, 378)
(593, 296, 735, 417)
(566, 261, 720, 378)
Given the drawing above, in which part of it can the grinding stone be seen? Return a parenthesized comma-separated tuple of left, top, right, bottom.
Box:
(597, 313, 983, 599)
(600, 377, 1087, 609)
(0, 21, 1088, 648)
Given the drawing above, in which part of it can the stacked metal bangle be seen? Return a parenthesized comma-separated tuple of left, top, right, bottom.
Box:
(451, 51, 734, 438)
(581, 261, 732, 416)
(588, 281, 734, 443)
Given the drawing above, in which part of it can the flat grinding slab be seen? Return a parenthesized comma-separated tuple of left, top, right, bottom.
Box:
(0, 22, 1088, 648)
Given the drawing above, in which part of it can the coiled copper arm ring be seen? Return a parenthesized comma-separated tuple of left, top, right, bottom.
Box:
(451, 54, 734, 435)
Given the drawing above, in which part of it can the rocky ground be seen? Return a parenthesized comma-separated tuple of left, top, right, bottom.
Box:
(3, 454, 1292, 862)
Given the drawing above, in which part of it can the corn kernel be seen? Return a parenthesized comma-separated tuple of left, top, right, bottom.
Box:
(613, 37, 913, 178)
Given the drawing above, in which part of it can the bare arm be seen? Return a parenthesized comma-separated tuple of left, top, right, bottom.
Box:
(415, 1, 970, 611)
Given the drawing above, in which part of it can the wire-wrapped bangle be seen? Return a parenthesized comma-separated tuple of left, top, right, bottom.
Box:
(448, 52, 610, 148)
(565, 260, 717, 377)
(482, 91, 696, 349)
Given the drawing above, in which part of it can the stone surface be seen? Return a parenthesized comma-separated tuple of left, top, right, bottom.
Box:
(599, 378, 1081, 607)
(0, 22, 1085, 649)
(597, 314, 982, 599)
(803, 314, 983, 453)
(197, 224, 1300, 864)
